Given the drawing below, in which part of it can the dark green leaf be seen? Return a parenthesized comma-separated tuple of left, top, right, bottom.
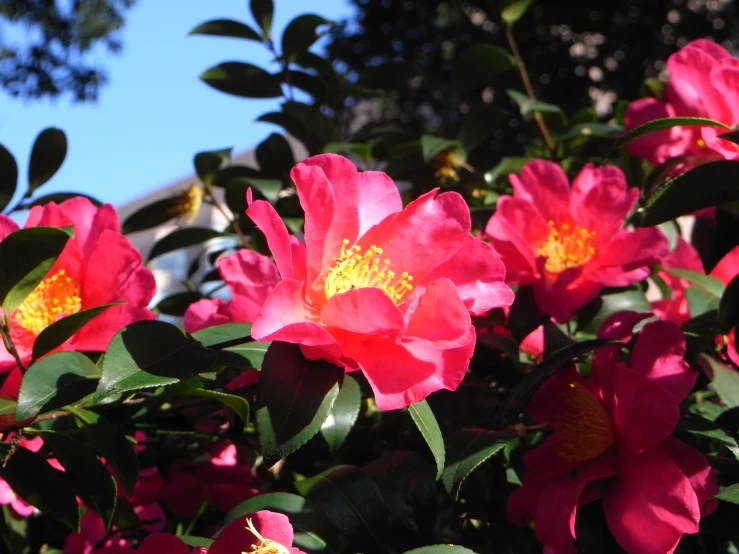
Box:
(323, 142, 372, 162)
(191, 322, 268, 368)
(281, 14, 331, 61)
(256, 112, 308, 144)
(256, 342, 343, 467)
(16, 352, 100, 420)
(641, 77, 665, 100)
(451, 44, 515, 93)
(0, 226, 73, 314)
(686, 286, 721, 318)
(501, 0, 533, 25)
(0, 143, 17, 212)
(194, 148, 232, 186)
(146, 227, 222, 262)
(178, 536, 214, 548)
(120, 197, 181, 234)
(67, 407, 139, 496)
(32, 303, 120, 361)
(18, 192, 103, 211)
(155, 292, 204, 317)
(667, 268, 725, 298)
(288, 70, 330, 100)
(320, 374, 361, 452)
(95, 320, 218, 400)
(612, 117, 731, 152)
(403, 547, 478, 554)
(716, 484, 739, 504)
(484, 157, 530, 184)
(243, 178, 281, 204)
(189, 19, 262, 42)
(250, 0, 274, 39)
(718, 274, 739, 334)
(718, 129, 739, 146)
(559, 122, 622, 141)
(256, 133, 295, 179)
(37, 432, 117, 529)
(442, 429, 508, 500)
(180, 378, 250, 427)
(200, 62, 282, 99)
(28, 128, 67, 193)
(507, 286, 549, 342)
(580, 288, 651, 334)
(700, 354, 739, 409)
(507, 89, 564, 117)
(0, 443, 79, 529)
(680, 412, 739, 457)
(408, 399, 445, 480)
(420, 135, 463, 163)
(457, 104, 508, 151)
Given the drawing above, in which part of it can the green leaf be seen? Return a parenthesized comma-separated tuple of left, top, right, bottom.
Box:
(256, 133, 295, 179)
(641, 77, 665, 100)
(420, 135, 463, 163)
(95, 320, 218, 400)
(67, 407, 139, 496)
(507, 286, 549, 342)
(0, 226, 73, 315)
(16, 352, 100, 420)
(0, 143, 17, 212)
(408, 400, 445, 480)
(680, 412, 739, 457)
(716, 483, 739, 504)
(718, 274, 739, 334)
(666, 268, 725, 298)
(457, 104, 508, 151)
(403, 547, 479, 554)
(256, 342, 343, 467)
(180, 379, 250, 427)
(32, 303, 120, 361)
(0, 443, 79, 529)
(686, 286, 720, 318)
(501, 0, 533, 25)
(257, 112, 309, 144)
(37, 432, 117, 529)
(155, 292, 204, 317)
(718, 129, 739, 146)
(612, 117, 731, 152)
(27, 128, 67, 193)
(281, 14, 331, 61)
(484, 157, 530, 184)
(200, 62, 282, 99)
(250, 0, 274, 39)
(194, 148, 232, 186)
(191, 322, 268, 368)
(243, 178, 282, 204)
(146, 227, 222, 262)
(580, 288, 652, 334)
(320, 374, 361, 452)
(451, 44, 515, 93)
(295, 465, 390, 550)
(178, 536, 214, 548)
(119, 197, 179, 234)
(507, 89, 564, 117)
(189, 19, 262, 42)
(441, 429, 508, 500)
(700, 354, 739, 409)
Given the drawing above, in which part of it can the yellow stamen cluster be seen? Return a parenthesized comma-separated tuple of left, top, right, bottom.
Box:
(324, 239, 414, 303)
(14, 270, 82, 336)
(536, 220, 596, 274)
(551, 382, 615, 462)
(242, 518, 290, 554)
(168, 183, 204, 224)
(432, 149, 470, 183)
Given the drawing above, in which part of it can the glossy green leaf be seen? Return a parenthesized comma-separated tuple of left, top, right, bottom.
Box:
(67, 407, 139, 496)
(155, 292, 204, 317)
(243, 178, 281, 204)
(507, 89, 564, 117)
(612, 117, 731, 152)
(0, 226, 73, 314)
(0, 143, 17, 213)
(639, 161, 739, 225)
(257, 112, 309, 143)
(451, 44, 515, 92)
(0, 443, 79, 529)
(95, 320, 218, 400)
(408, 399, 445, 479)
(441, 429, 508, 500)
(256, 133, 295, 179)
(716, 483, 739, 504)
(191, 322, 268, 368)
(146, 227, 222, 262)
(320, 374, 361, 452)
(194, 148, 232, 186)
(37, 432, 118, 529)
(250, 0, 274, 39)
(178, 536, 214, 548)
(281, 14, 331, 60)
(667, 268, 725, 298)
(120, 197, 179, 234)
(718, 129, 739, 146)
(181, 379, 250, 426)
(189, 19, 262, 41)
(420, 135, 463, 163)
(256, 342, 343, 467)
(27, 128, 67, 193)
(403, 547, 478, 554)
(484, 157, 529, 184)
(701, 354, 739, 409)
(200, 62, 282, 98)
(501, 0, 533, 25)
(686, 286, 720, 318)
(580, 288, 651, 334)
(16, 352, 100, 420)
(718, 274, 739, 334)
(32, 303, 120, 361)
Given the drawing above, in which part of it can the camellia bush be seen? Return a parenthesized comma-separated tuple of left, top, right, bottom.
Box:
(3, 1, 739, 553)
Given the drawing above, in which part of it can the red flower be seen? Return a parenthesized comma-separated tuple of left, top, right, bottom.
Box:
(485, 160, 667, 322)
(0, 198, 156, 386)
(508, 312, 717, 554)
(189, 154, 513, 410)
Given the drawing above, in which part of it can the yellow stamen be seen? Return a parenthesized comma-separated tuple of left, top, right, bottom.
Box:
(242, 518, 290, 554)
(167, 183, 204, 224)
(536, 220, 596, 274)
(324, 239, 414, 303)
(13, 270, 82, 336)
(550, 381, 614, 462)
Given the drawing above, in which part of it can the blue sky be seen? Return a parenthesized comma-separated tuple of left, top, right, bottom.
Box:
(0, 0, 354, 207)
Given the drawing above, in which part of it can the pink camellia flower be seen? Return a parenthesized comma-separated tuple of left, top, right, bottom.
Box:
(188, 154, 514, 410)
(485, 160, 667, 322)
(624, 39, 739, 168)
(508, 312, 717, 554)
(0, 436, 43, 517)
(90, 510, 306, 554)
(161, 442, 259, 517)
(0, 198, 156, 387)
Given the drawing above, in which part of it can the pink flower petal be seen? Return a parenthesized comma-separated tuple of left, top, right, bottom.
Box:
(246, 198, 295, 280)
(356, 170, 402, 235)
(218, 249, 280, 306)
(710, 244, 739, 285)
(569, 163, 637, 237)
(510, 160, 571, 224)
(321, 288, 405, 338)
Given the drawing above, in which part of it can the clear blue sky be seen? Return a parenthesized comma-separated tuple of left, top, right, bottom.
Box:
(0, 0, 354, 207)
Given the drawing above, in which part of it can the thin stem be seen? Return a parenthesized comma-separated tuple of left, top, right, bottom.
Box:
(0, 318, 25, 373)
(505, 26, 556, 155)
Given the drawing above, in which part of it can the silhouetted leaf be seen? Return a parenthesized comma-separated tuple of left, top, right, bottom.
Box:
(189, 19, 262, 42)
(200, 62, 282, 98)
(28, 128, 67, 193)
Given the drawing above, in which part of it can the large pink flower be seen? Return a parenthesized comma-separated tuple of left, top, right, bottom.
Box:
(91, 510, 305, 554)
(508, 312, 717, 554)
(625, 39, 739, 167)
(0, 197, 156, 382)
(485, 160, 667, 322)
(188, 154, 513, 410)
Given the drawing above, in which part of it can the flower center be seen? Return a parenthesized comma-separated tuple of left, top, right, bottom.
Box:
(536, 220, 596, 274)
(13, 270, 82, 336)
(550, 381, 614, 462)
(243, 518, 290, 554)
(324, 239, 413, 303)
